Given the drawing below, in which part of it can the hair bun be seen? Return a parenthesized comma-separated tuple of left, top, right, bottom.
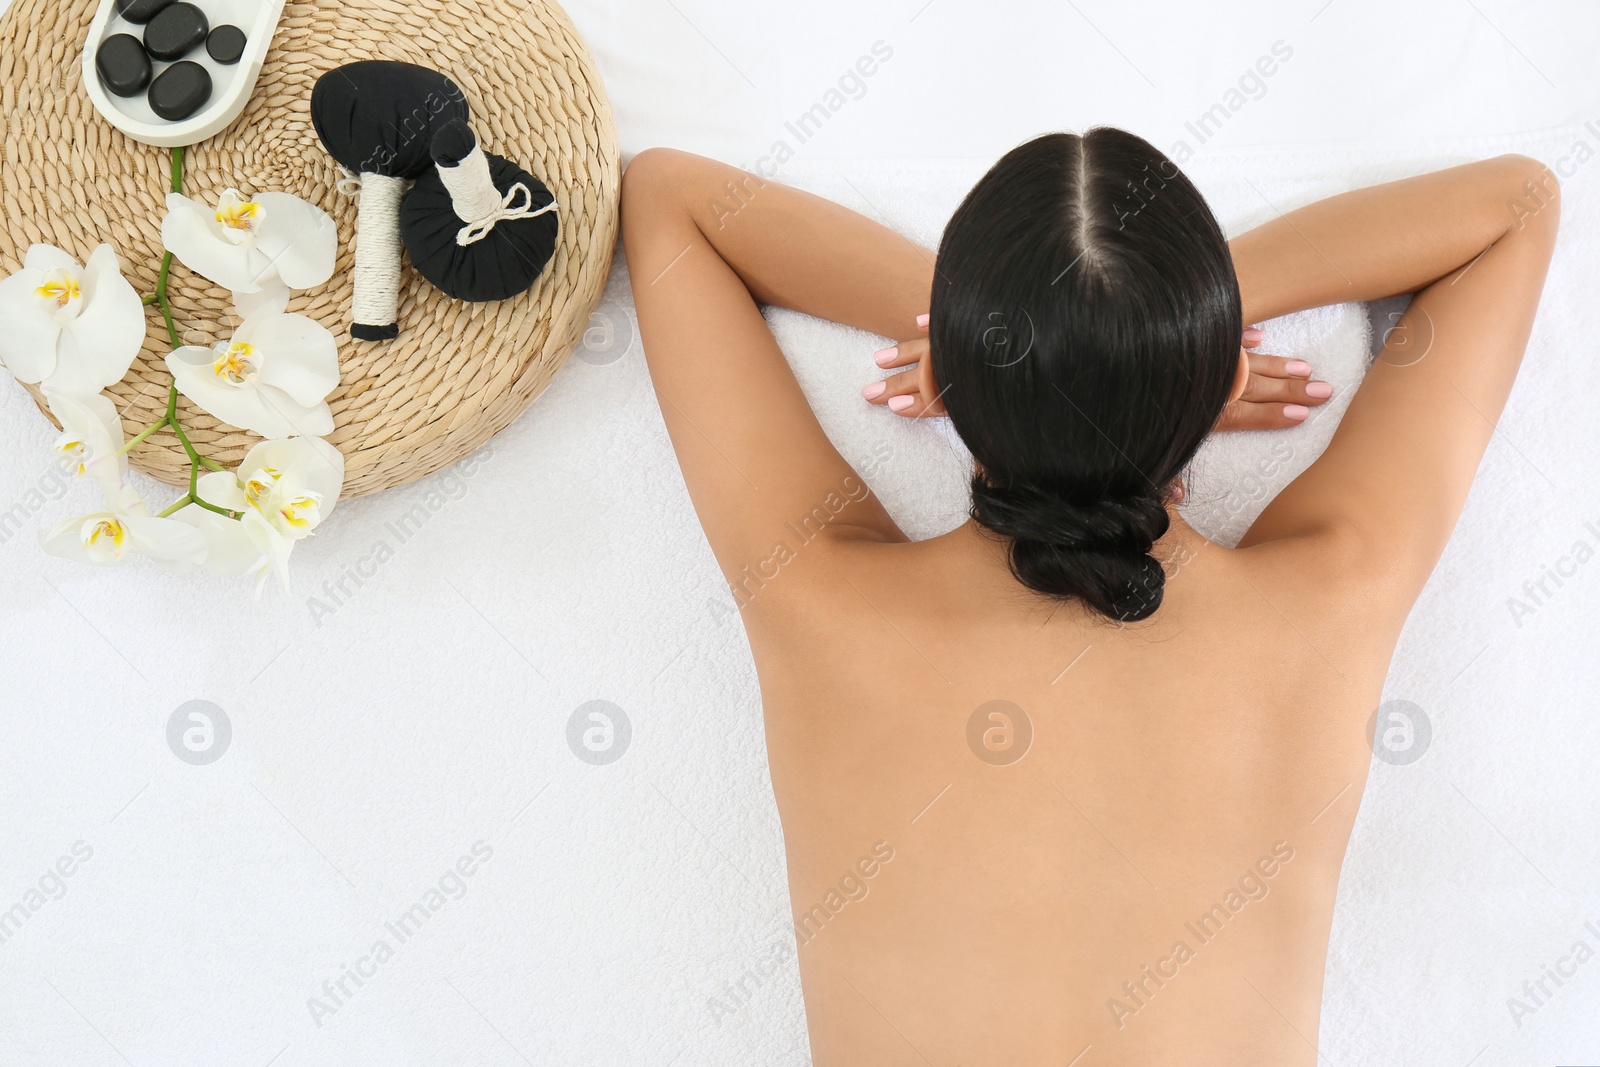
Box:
(970, 479, 1170, 622)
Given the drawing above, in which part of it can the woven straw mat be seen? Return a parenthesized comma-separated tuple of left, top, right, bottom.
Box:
(0, 0, 620, 497)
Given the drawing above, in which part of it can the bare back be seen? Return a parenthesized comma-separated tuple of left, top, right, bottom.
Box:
(749, 517, 1387, 1064)
(620, 144, 1560, 1065)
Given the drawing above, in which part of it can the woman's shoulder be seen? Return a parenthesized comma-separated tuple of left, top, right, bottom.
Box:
(1196, 520, 1419, 664)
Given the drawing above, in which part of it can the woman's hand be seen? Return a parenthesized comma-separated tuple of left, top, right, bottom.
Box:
(1216, 326, 1335, 431)
(862, 319, 1334, 431)
(861, 313, 943, 417)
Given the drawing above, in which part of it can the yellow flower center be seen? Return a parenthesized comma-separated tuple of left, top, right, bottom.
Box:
(244, 466, 280, 504)
(35, 268, 81, 312)
(215, 190, 264, 235)
(241, 466, 323, 534)
(55, 435, 88, 476)
(213, 340, 259, 385)
(83, 516, 127, 561)
(278, 492, 322, 530)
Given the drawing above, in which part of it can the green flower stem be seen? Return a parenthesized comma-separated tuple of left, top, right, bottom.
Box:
(153, 251, 178, 348)
(139, 143, 243, 519)
(162, 381, 241, 519)
(123, 145, 243, 521)
(154, 488, 236, 519)
(165, 492, 241, 519)
(118, 416, 168, 454)
(151, 144, 186, 343)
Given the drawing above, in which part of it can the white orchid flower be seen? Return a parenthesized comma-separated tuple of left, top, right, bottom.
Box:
(174, 436, 345, 593)
(40, 484, 207, 570)
(166, 307, 340, 438)
(43, 388, 127, 499)
(162, 188, 337, 317)
(0, 244, 144, 397)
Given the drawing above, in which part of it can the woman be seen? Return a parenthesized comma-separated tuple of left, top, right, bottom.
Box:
(620, 128, 1558, 1065)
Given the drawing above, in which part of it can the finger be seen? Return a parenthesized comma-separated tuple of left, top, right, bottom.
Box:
(889, 373, 947, 417)
(862, 367, 946, 417)
(916, 312, 929, 332)
(1240, 372, 1334, 407)
(1246, 351, 1314, 379)
(1242, 326, 1265, 347)
(889, 387, 942, 417)
(861, 367, 922, 405)
(1215, 399, 1314, 432)
(872, 335, 928, 370)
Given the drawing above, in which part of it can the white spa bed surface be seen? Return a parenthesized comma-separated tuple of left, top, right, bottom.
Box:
(2, 1, 1598, 1064)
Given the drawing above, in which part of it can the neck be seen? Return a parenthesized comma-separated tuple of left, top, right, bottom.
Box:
(931, 504, 1207, 593)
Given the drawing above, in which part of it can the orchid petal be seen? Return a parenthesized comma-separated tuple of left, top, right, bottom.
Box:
(230, 303, 291, 346)
(166, 345, 331, 438)
(166, 343, 242, 421)
(251, 313, 340, 407)
(173, 502, 260, 576)
(251, 192, 337, 290)
(38, 491, 203, 568)
(40, 512, 120, 564)
(23, 244, 77, 273)
(233, 277, 291, 319)
(194, 469, 249, 511)
(254, 387, 334, 437)
(43, 387, 127, 497)
(240, 435, 346, 515)
(0, 268, 61, 383)
(44, 245, 145, 396)
(242, 509, 293, 595)
(162, 193, 262, 293)
(121, 513, 208, 570)
(108, 483, 149, 515)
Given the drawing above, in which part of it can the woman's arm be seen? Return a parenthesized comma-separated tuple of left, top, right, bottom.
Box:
(1233, 155, 1560, 617)
(621, 148, 928, 607)
(1230, 154, 1556, 325)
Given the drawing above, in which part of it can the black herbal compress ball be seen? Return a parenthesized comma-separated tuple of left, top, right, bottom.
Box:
(310, 60, 471, 341)
(400, 119, 558, 303)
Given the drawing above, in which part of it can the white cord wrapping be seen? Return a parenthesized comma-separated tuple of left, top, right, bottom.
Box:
(437, 145, 557, 246)
(339, 171, 408, 332)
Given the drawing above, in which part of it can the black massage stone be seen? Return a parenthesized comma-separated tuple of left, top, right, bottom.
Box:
(95, 33, 151, 97)
(147, 60, 211, 120)
(114, 0, 174, 23)
(205, 24, 246, 64)
(143, 2, 208, 62)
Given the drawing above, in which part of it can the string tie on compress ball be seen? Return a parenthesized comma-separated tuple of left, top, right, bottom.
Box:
(437, 144, 557, 246)
(454, 180, 557, 246)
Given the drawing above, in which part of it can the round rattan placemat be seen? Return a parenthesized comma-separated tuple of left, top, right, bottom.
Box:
(0, 0, 619, 497)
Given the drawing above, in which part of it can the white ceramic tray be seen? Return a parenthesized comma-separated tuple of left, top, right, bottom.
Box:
(80, 0, 284, 147)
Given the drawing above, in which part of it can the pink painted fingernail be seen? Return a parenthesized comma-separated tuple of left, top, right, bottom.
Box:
(1305, 380, 1334, 399)
(915, 313, 929, 329)
(873, 346, 898, 366)
(1284, 404, 1311, 421)
(862, 381, 886, 400)
(1284, 360, 1312, 377)
(888, 394, 916, 412)
(1243, 327, 1265, 344)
